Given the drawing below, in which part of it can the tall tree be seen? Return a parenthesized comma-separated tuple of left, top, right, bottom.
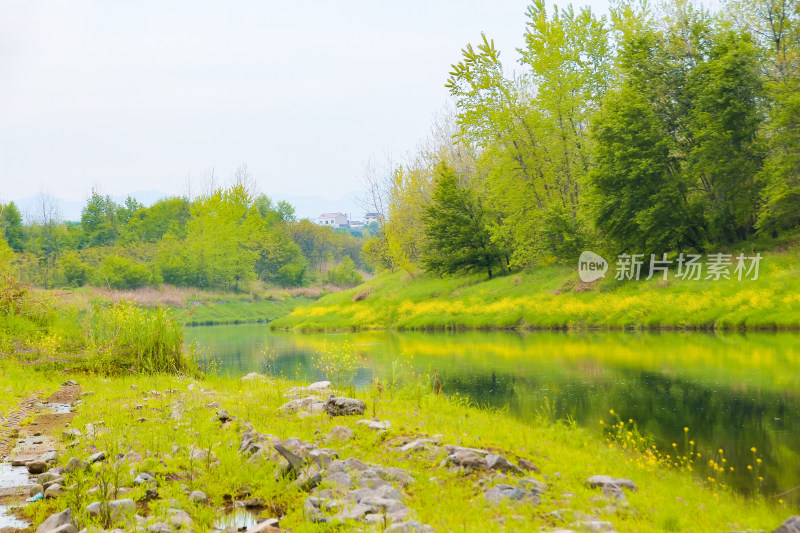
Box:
(422, 162, 503, 279)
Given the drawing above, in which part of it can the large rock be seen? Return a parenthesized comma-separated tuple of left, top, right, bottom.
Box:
(585, 475, 638, 492)
(774, 516, 800, 533)
(167, 508, 194, 529)
(27, 460, 48, 474)
(324, 397, 366, 416)
(356, 419, 391, 431)
(36, 508, 72, 533)
(326, 425, 354, 442)
(44, 483, 64, 499)
(86, 451, 107, 464)
(484, 483, 540, 505)
(486, 454, 523, 474)
(385, 521, 434, 532)
(446, 450, 487, 471)
(189, 490, 207, 504)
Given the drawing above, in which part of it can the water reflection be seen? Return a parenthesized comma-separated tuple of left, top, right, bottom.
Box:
(187, 325, 800, 502)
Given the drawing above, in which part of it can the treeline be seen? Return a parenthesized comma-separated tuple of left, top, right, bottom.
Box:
(0, 182, 367, 291)
(364, 0, 800, 279)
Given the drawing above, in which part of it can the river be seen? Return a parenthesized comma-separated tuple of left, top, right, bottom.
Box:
(186, 324, 800, 503)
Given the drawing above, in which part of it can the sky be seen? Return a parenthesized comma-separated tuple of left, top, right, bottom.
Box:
(0, 0, 614, 217)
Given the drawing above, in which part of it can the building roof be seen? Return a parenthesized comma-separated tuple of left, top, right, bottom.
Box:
(319, 212, 346, 218)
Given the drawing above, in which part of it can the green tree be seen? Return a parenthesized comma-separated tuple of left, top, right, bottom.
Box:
(0, 202, 24, 252)
(422, 162, 503, 279)
(81, 192, 120, 247)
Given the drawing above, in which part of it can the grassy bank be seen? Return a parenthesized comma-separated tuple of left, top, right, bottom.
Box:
(9, 367, 792, 533)
(272, 245, 800, 331)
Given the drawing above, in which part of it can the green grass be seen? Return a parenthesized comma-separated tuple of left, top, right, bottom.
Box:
(181, 295, 313, 326)
(18, 370, 792, 533)
(272, 244, 800, 331)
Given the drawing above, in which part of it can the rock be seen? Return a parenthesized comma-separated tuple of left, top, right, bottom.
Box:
(385, 520, 434, 532)
(64, 457, 86, 473)
(134, 472, 155, 486)
(575, 520, 616, 531)
(241, 372, 268, 381)
(36, 508, 72, 533)
(443, 445, 489, 456)
(486, 454, 524, 474)
(205, 401, 221, 409)
(294, 469, 323, 492)
(356, 419, 391, 430)
(585, 475, 638, 492)
(324, 397, 366, 416)
(147, 523, 172, 533)
(274, 443, 305, 475)
(30, 484, 44, 496)
(43, 477, 65, 490)
(308, 449, 338, 469)
(189, 490, 207, 504)
(27, 460, 48, 474)
(44, 483, 64, 498)
(38, 471, 60, 484)
(484, 484, 540, 505)
(242, 497, 265, 508)
(217, 409, 232, 422)
(327, 425, 355, 442)
(80, 391, 94, 397)
(518, 458, 540, 473)
(247, 518, 281, 532)
(86, 451, 107, 464)
(63, 379, 78, 386)
(397, 438, 438, 453)
(62, 429, 81, 440)
(446, 450, 487, 471)
(774, 516, 800, 533)
(167, 508, 194, 529)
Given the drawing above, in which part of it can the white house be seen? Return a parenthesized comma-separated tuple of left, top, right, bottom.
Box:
(364, 213, 381, 225)
(316, 212, 349, 228)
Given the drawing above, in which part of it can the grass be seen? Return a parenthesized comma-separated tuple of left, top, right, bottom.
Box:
(272, 243, 800, 331)
(16, 370, 792, 533)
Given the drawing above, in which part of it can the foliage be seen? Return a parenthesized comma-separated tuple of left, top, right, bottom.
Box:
(325, 255, 363, 287)
(58, 251, 90, 287)
(310, 339, 361, 389)
(84, 299, 190, 374)
(422, 162, 504, 279)
(96, 255, 154, 290)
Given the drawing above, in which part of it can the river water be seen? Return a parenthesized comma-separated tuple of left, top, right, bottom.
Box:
(186, 324, 800, 503)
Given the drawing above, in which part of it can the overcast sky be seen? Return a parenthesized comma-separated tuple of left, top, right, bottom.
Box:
(1, 1, 615, 209)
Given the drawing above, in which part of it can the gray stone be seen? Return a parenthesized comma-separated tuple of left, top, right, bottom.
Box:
(62, 428, 81, 440)
(42, 477, 65, 490)
(38, 471, 60, 484)
(484, 483, 540, 505)
(241, 372, 267, 381)
(518, 458, 540, 473)
(324, 471, 355, 490)
(64, 457, 86, 474)
(585, 475, 638, 492)
(324, 397, 366, 416)
(247, 518, 281, 532)
(308, 449, 338, 469)
(134, 472, 155, 486)
(30, 483, 43, 497)
(274, 443, 305, 475)
(27, 460, 48, 474)
(86, 451, 107, 464)
(189, 490, 207, 504)
(774, 516, 800, 533)
(36, 508, 72, 533)
(147, 522, 172, 533)
(397, 438, 439, 453)
(217, 409, 232, 422)
(63, 379, 78, 386)
(575, 520, 616, 532)
(447, 450, 487, 471)
(44, 483, 64, 499)
(168, 508, 194, 529)
(357, 419, 391, 430)
(327, 425, 355, 442)
(486, 454, 524, 474)
(49, 526, 78, 533)
(385, 520, 434, 532)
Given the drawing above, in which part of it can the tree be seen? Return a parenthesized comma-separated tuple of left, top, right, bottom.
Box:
(0, 202, 24, 252)
(421, 162, 503, 279)
(185, 184, 264, 291)
(81, 192, 120, 247)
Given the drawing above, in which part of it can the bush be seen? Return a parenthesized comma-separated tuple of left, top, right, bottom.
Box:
(96, 255, 154, 289)
(59, 251, 90, 287)
(85, 299, 191, 374)
(326, 256, 364, 287)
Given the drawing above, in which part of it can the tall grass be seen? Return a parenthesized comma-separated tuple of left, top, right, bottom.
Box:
(84, 299, 192, 374)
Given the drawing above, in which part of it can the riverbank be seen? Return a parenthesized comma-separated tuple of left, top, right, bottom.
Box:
(271, 245, 800, 331)
(1, 366, 795, 533)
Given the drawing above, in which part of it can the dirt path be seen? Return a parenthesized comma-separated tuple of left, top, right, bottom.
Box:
(0, 383, 80, 531)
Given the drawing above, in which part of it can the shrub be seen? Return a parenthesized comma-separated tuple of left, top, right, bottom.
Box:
(326, 256, 363, 287)
(96, 255, 153, 289)
(59, 251, 90, 287)
(85, 299, 191, 374)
